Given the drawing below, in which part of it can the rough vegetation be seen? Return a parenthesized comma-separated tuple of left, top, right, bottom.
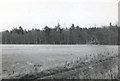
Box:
(5, 52, 118, 80)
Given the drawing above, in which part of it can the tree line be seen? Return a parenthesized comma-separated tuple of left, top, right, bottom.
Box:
(1, 23, 120, 45)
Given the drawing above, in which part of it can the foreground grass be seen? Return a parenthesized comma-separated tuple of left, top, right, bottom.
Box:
(40, 56, 118, 79)
(6, 52, 118, 80)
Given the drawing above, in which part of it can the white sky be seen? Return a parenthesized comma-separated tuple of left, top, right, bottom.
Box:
(0, 0, 119, 31)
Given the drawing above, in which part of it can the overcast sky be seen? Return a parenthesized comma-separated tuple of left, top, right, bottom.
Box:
(0, 0, 119, 31)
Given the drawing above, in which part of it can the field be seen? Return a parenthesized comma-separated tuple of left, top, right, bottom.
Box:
(1, 45, 119, 79)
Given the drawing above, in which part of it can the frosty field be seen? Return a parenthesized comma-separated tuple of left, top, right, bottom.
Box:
(1, 45, 119, 79)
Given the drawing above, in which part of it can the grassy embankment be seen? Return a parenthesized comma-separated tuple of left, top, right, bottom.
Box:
(8, 52, 118, 80)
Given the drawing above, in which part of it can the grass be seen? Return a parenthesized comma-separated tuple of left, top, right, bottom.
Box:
(39, 54, 118, 79)
(7, 52, 118, 80)
(2, 45, 118, 79)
